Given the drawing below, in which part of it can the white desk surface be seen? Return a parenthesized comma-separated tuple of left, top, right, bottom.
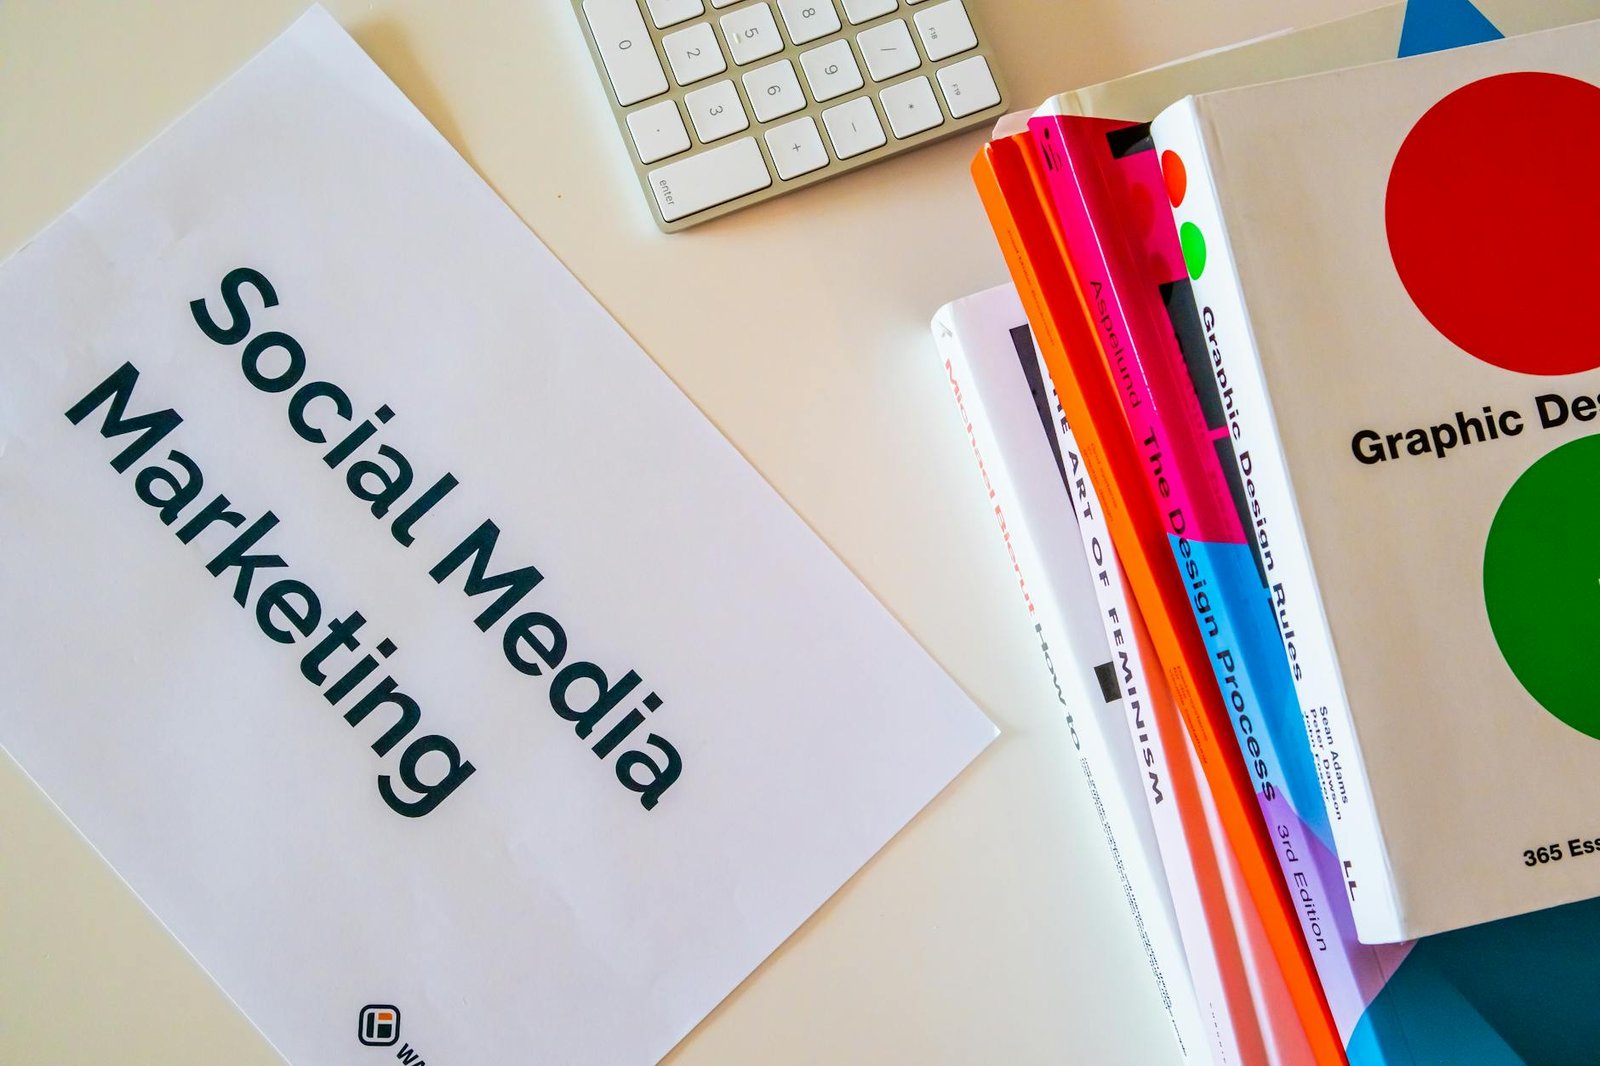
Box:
(0, 1, 1369, 1062)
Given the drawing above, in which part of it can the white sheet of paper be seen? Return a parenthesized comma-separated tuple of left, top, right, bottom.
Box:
(0, 8, 995, 1063)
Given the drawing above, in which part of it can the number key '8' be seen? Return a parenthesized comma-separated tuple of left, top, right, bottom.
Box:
(779, 0, 842, 45)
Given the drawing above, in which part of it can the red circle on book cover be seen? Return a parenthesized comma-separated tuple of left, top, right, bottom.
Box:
(1160, 150, 1187, 208)
(1387, 71, 1600, 375)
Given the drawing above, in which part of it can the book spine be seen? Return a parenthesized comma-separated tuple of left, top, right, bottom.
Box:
(1204, 747, 1318, 1066)
(932, 298, 1203, 1061)
(1151, 98, 1406, 944)
(970, 137, 1344, 1065)
(1030, 112, 1399, 1048)
(1039, 377, 1265, 1066)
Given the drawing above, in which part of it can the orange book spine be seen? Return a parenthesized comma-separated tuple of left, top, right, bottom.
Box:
(972, 133, 1343, 1065)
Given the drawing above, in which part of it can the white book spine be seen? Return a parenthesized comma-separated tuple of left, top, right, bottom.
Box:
(933, 294, 1211, 1061)
(1039, 383, 1248, 1066)
(1150, 98, 1406, 943)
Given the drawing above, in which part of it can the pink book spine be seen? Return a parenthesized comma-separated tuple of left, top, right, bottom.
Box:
(1029, 114, 1242, 547)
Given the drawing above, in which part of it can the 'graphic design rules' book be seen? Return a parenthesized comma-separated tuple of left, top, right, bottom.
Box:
(1151, 15, 1600, 945)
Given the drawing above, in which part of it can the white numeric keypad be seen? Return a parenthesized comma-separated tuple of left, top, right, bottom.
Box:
(579, 0, 1005, 228)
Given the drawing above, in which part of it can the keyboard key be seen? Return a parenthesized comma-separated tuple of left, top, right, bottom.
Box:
(743, 59, 806, 122)
(936, 54, 999, 117)
(765, 116, 830, 179)
(857, 18, 919, 81)
(582, 0, 670, 106)
(627, 99, 692, 163)
(648, 137, 772, 221)
(820, 96, 886, 158)
(645, 0, 704, 29)
(799, 38, 863, 102)
(913, 0, 976, 61)
(662, 21, 727, 85)
(842, 0, 898, 23)
(685, 78, 750, 142)
(880, 75, 942, 137)
(720, 3, 783, 65)
(710, 0, 741, 6)
(777, 0, 842, 45)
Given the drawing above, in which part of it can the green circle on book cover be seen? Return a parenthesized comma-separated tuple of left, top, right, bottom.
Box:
(1179, 222, 1206, 280)
(1484, 434, 1600, 740)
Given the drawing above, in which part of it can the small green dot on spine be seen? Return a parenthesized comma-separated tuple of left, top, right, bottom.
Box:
(1180, 222, 1207, 280)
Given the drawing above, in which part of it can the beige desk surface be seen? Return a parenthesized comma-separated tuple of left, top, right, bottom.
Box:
(0, 1, 1368, 1062)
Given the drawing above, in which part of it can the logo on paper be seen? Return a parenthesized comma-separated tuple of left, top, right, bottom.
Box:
(358, 1004, 401, 1047)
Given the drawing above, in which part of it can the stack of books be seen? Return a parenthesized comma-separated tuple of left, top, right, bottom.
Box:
(936, 4, 1600, 1063)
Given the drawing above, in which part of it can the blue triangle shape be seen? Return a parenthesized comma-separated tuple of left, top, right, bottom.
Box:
(1398, 0, 1505, 57)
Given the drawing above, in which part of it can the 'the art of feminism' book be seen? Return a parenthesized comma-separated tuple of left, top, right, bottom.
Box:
(934, 286, 1215, 1062)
